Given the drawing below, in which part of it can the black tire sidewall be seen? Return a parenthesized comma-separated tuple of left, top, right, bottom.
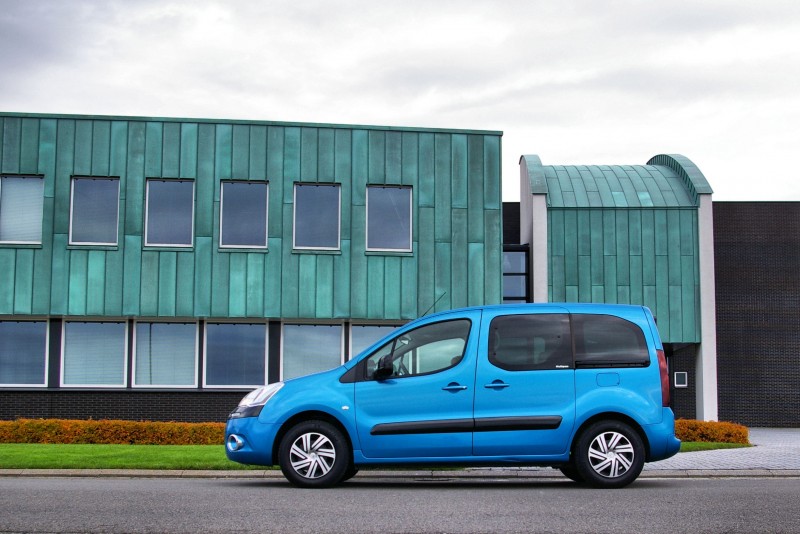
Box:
(574, 420, 645, 489)
(278, 420, 351, 488)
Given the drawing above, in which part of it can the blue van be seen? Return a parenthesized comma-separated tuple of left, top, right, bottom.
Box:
(225, 304, 680, 488)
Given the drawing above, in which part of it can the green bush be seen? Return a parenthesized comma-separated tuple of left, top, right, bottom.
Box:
(675, 419, 749, 444)
(0, 419, 225, 445)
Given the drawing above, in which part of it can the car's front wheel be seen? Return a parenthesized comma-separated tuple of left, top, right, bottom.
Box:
(278, 420, 351, 488)
(573, 420, 645, 489)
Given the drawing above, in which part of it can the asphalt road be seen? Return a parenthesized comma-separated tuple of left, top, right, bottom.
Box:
(1, 475, 799, 533)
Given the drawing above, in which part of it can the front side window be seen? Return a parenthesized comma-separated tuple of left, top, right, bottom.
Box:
(145, 179, 194, 247)
(365, 319, 471, 380)
(0, 175, 44, 244)
(62, 321, 127, 387)
(283, 324, 342, 380)
(293, 183, 340, 250)
(220, 181, 268, 248)
(573, 314, 649, 368)
(488, 314, 572, 371)
(69, 177, 120, 245)
(134, 322, 197, 387)
(0, 321, 48, 386)
(205, 323, 266, 387)
(366, 186, 412, 251)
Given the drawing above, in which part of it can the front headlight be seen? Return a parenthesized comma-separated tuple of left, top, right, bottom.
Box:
(228, 382, 284, 419)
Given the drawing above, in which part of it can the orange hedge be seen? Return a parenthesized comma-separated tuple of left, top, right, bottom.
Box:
(0, 419, 225, 445)
(0, 418, 749, 446)
(675, 419, 749, 444)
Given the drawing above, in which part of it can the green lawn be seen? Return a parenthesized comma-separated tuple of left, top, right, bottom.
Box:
(678, 441, 750, 453)
(0, 444, 264, 470)
(0, 441, 748, 470)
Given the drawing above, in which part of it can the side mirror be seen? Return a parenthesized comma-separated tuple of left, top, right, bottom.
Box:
(374, 355, 394, 381)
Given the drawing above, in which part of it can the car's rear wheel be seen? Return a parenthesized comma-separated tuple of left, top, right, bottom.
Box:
(558, 461, 584, 483)
(574, 420, 645, 489)
(278, 420, 351, 488)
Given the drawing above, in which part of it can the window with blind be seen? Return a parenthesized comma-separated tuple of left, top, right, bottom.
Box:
(0, 175, 44, 244)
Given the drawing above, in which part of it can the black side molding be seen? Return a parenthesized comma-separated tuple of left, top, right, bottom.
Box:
(371, 416, 562, 436)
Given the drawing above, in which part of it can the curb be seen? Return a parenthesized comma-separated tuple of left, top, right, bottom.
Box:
(2, 468, 799, 479)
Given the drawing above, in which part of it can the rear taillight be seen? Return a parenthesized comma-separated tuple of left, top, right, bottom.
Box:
(657, 349, 670, 407)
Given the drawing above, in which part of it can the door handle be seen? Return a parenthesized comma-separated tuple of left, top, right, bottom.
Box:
(442, 383, 468, 392)
(484, 380, 510, 390)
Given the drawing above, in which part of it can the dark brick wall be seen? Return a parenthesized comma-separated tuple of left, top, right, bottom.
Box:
(714, 202, 800, 427)
(0, 391, 246, 423)
(668, 344, 697, 420)
(503, 202, 521, 244)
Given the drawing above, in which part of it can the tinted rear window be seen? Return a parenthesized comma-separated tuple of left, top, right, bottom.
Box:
(573, 314, 649, 368)
(488, 314, 572, 371)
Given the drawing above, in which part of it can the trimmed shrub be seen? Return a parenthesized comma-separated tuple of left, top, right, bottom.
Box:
(675, 419, 749, 444)
(0, 419, 225, 445)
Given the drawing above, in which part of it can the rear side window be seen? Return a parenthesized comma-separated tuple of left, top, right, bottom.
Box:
(488, 314, 572, 371)
(573, 314, 649, 368)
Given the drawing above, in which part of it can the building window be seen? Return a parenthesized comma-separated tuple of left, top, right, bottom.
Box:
(283, 324, 342, 380)
(350, 324, 399, 359)
(69, 177, 120, 245)
(205, 323, 266, 387)
(145, 179, 194, 247)
(503, 246, 529, 303)
(220, 181, 268, 248)
(366, 186, 412, 251)
(293, 183, 340, 250)
(134, 322, 197, 387)
(0, 175, 44, 244)
(0, 320, 48, 386)
(62, 321, 127, 387)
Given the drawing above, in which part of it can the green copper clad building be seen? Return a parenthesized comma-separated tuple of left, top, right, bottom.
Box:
(0, 112, 502, 420)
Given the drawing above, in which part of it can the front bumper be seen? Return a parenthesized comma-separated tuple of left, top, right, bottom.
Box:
(225, 416, 280, 466)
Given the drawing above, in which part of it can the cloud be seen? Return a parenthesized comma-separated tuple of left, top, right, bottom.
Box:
(1, 0, 800, 200)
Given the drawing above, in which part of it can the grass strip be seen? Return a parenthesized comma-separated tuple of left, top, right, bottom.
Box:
(0, 444, 265, 470)
(679, 441, 750, 453)
(0, 442, 747, 470)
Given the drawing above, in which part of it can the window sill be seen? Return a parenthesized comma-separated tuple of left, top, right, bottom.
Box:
(365, 250, 414, 257)
(67, 244, 119, 251)
(0, 243, 42, 249)
(218, 247, 269, 253)
(292, 249, 342, 255)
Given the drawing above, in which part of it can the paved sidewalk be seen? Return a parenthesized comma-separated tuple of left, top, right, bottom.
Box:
(1, 428, 798, 480)
(640, 427, 800, 477)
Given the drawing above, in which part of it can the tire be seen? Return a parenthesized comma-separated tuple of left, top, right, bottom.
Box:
(341, 465, 359, 482)
(573, 420, 645, 489)
(558, 461, 585, 483)
(278, 420, 351, 488)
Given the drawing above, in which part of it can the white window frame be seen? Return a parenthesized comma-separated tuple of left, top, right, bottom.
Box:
(0, 318, 49, 388)
(132, 320, 199, 389)
(60, 320, 128, 388)
(202, 321, 268, 389)
(281, 322, 344, 380)
(292, 183, 341, 251)
(68, 176, 121, 246)
(144, 179, 195, 248)
(0, 175, 45, 245)
(219, 180, 269, 249)
(365, 185, 413, 252)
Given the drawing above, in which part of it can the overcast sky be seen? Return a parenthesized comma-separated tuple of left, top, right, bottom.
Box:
(2, 0, 799, 201)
